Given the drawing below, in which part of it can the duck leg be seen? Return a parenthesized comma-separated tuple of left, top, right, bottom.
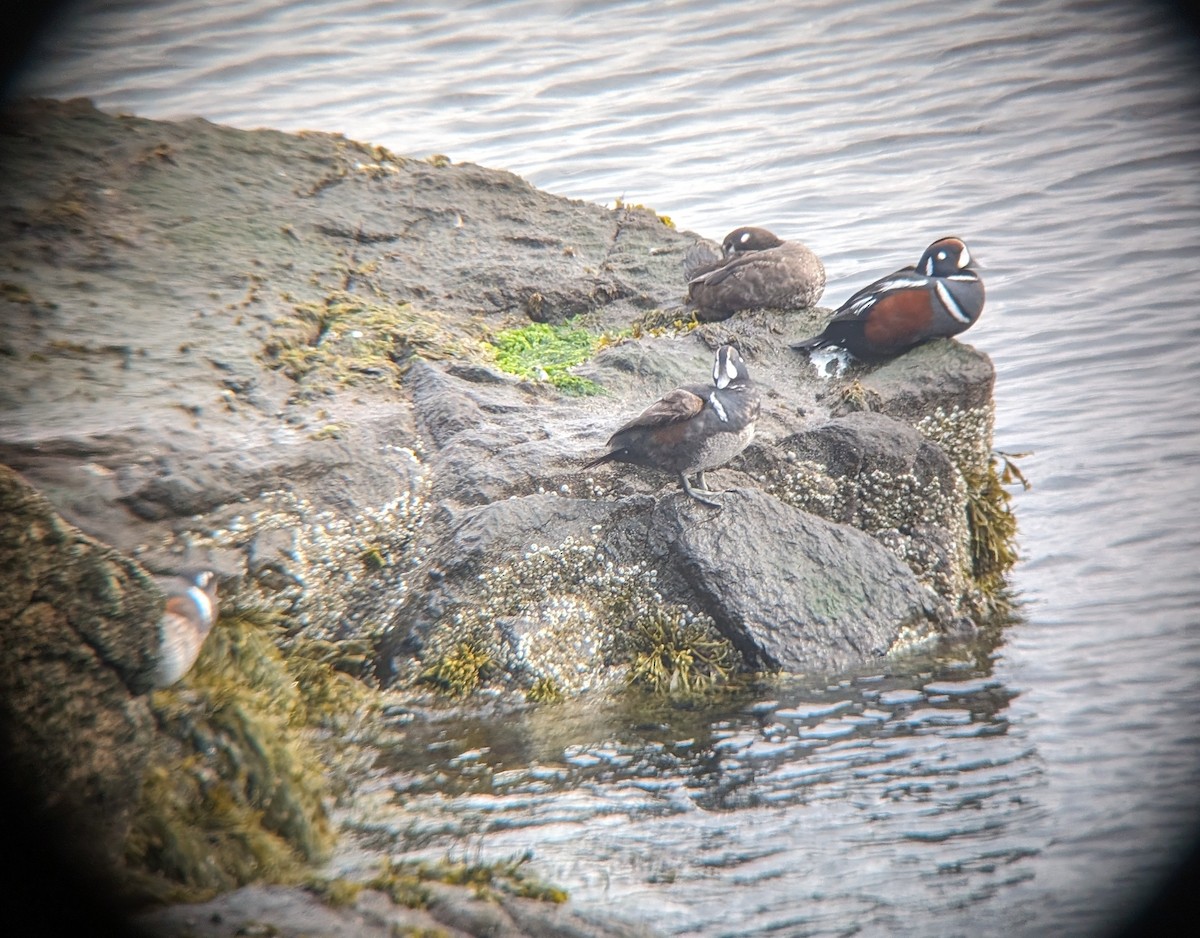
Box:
(680, 472, 721, 508)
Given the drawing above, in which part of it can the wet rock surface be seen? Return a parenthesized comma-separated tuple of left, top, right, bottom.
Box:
(0, 99, 1003, 933)
(648, 488, 941, 673)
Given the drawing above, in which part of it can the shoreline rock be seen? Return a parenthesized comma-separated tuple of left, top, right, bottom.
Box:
(0, 97, 1014, 932)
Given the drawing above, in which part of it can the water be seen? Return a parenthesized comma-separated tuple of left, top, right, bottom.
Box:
(14, 0, 1200, 934)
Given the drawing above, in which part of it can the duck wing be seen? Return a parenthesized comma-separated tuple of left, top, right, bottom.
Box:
(609, 387, 706, 440)
(826, 265, 924, 323)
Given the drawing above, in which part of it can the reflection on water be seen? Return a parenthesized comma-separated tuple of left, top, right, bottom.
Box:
(14, 0, 1200, 934)
(339, 642, 1043, 936)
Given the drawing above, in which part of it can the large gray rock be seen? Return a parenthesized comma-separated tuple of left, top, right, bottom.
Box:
(741, 410, 973, 606)
(384, 479, 949, 688)
(1, 98, 998, 692)
(648, 488, 941, 673)
(0, 98, 692, 639)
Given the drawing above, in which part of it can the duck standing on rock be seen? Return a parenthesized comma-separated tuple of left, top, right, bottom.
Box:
(584, 345, 760, 508)
(152, 569, 220, 688)
(791, 236, 984, 360)
(685, 227, 826, 322)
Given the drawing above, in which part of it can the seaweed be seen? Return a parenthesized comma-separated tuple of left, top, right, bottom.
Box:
(123, 606, 371, 903)
(623, 611, 738, 695)
(487, 320, 604, 395)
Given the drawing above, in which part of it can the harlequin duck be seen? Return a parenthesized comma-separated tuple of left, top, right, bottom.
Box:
(152, 569, 219, 688)
(791, 237, 984, 360)
(584, 345, 760, 508)
(685, 227, 826, 322)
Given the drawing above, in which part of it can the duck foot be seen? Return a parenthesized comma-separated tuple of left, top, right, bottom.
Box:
(680, 472, 721, 508)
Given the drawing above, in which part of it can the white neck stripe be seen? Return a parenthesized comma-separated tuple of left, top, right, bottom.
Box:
(709, 391, 729, 422)
(934, 281, 971, 324)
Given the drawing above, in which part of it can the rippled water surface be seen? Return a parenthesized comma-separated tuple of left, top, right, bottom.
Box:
(17, 1, 1200, 935)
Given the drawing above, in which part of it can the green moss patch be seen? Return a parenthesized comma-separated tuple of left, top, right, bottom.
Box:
(487, 321, 604, 396)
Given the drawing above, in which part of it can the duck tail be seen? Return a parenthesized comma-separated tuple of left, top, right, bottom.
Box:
(583, 450, 619, 470)
(790, 333, 830, 352)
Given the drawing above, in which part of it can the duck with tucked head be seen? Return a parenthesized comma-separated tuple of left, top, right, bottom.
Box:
(685, 226, 826, 322)
(584, 345, 760, 508)
(791, 237, 984, 360)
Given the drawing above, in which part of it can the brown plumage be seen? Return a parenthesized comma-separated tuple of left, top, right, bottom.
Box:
(686, 227, 826, 322)
(584, 345, 759, 508)
(791, 237, 985, 359)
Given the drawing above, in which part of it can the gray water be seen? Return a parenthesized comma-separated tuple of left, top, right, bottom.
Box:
(16, 1, 1200, 935)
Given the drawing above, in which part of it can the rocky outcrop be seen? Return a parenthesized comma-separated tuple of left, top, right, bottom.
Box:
(0, 98, 1000, 695)
(0, 465, 161, 866)
(0, 98, 1014, 929)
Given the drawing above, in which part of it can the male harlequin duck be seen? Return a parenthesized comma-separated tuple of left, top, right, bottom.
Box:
(685, 226, 826, 322)
(584, 345, 760, 508)
(152, 569, 219, 688)
(791, 237, 984, 360)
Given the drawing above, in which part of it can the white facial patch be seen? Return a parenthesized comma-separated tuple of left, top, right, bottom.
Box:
(187, 584, 215, 628)
(958, 245, 971, 267)
(709, 391, 729, 422)
(923, 256, 934, 275)
(714, 351, 738, 389)
(740, 231, 751, 243)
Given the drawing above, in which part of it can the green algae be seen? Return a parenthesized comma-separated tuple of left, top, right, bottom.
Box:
(913, 405, 1027, 614)
(627, 306, 700, 337)
(418, 537, 742, 698)
(525, 675, 565, 703)
(832, 378, 883, 414)
(965, 450, 1028, 603)
(311, 876, 365, 908)
(487, 320, 604, 395)
(612, 196, 675, 228)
